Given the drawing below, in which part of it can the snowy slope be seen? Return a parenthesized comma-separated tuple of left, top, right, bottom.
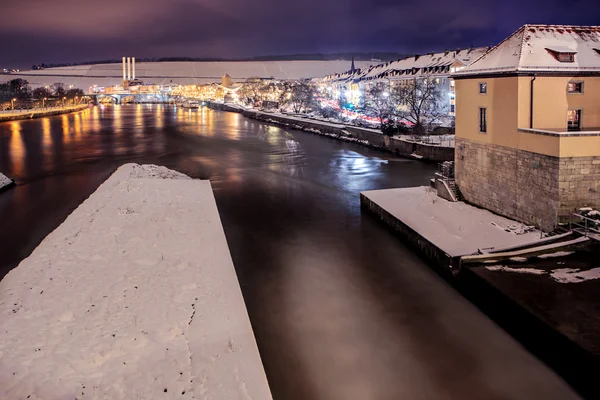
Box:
(1, 60, 375, 88)
(0, 164, 272, 400)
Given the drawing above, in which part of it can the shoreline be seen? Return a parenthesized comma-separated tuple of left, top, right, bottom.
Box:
(0, 104, 89, 122)
(206, 102, 454, 162)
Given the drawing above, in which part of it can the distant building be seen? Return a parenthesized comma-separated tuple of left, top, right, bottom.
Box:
(320, 48, 488, 115)
(453, 24, 600, 230)
(222, 74, 233, 87)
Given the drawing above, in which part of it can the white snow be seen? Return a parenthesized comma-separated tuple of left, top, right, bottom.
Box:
(456, 25, 600, 76)
(361, 186, 541, 257)
(509, 257, 529, 262)
(0, 173, 13, 191)
(322, 47, 488, 84)
(0, 164, 272, 400)
(537, 251, 575, 259)
(550, 268, 600, 283)
(485, 266, 547, 275)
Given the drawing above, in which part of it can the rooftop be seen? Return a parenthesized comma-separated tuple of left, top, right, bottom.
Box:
(455, 24, 600, 77)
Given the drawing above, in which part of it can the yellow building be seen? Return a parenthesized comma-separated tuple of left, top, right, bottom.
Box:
(453, 24, 600, 230)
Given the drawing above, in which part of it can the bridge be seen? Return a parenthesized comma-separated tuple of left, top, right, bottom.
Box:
(88, 92, 171, 105)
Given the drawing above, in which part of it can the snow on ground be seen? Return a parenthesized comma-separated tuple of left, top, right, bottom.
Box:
(361, 186, 541, 257)
(0, 173, 13, 191)
(550, 268, 600, 284)
(537, 251, 575, 259)
(509, 257, 529, 262)
(0, 164, 272, 400)
(485, 266, 546, 275)
(484, 265, 600, 284)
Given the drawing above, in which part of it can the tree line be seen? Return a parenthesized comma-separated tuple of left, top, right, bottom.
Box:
(0, 79, 84, 106)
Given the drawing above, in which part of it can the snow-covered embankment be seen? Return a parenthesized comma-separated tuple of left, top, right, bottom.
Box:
(0, 164, 272, 400)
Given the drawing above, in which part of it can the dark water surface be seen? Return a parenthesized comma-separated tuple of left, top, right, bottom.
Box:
(0, 105, 579, 399)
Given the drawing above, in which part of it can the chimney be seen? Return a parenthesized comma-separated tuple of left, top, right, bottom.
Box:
(122, 57, 126, 80)
(127, 57, 132, 80)
(132, 57, 136, 80)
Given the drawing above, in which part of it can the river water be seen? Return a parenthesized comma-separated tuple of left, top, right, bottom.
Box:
(0, 105, 579, 399)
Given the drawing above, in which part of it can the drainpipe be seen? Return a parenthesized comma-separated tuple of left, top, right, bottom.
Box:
(530, 75, 536, 129)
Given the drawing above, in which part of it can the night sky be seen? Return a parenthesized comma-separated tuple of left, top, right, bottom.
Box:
(2, 0, 599, 68)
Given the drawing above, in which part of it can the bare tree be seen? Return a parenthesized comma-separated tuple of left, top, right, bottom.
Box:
(279, 81, 315, 114)
(394, 76, 446, 133)
(52, 82, 66, 98)
(362, 82, 395, 127)
(238, 78, 267, 106)
(32, 86, 53, 100)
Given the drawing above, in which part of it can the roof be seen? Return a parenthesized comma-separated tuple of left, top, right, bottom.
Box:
(321, 47, 489, 84)
(454, 25, 600, 77)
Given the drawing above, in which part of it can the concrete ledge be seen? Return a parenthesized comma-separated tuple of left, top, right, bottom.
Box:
(360, 187, 542, 271)
(0, 164, 272, 399)
(0, 105, 89, 122)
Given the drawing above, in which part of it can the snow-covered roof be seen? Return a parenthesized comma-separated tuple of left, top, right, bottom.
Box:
(455, 25, 600, 77)
(321, 47, 489, 84)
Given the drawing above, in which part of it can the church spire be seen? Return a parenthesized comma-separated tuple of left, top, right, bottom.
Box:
(351, 56, 356, 72)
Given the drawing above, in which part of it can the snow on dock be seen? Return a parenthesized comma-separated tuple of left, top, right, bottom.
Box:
(361, 187, 542, 259)
(0, 164, 272, 400)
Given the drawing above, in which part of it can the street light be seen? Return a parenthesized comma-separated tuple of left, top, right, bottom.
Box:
(62, 97, 66, 107)
(11, 98, 16, 112)
(43, 97, 47, 109)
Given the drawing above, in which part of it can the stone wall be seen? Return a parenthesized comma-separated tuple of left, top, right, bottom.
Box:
(455, 138, 600, 230)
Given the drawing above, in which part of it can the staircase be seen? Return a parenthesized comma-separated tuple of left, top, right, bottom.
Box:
(437, 161, 463, 201)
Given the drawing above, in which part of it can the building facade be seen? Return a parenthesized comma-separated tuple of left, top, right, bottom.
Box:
(319, 48, 489, 117)
(453, 25, 600, 230)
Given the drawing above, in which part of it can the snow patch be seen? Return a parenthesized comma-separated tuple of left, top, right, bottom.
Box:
(485, 266, 546, 275)
(537, 251, 575, 259)
(550, 268, 600, 284)
(0, 173, 13, 191)
(509, 257, 529, 262)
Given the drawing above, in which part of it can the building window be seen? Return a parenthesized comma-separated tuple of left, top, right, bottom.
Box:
(450, 104, 455, 113)
(545, 48, 576, 63)
(479, 82, 487, 93)
(435, 78, 440, 84)
(479, 108, 487, 133)
(442, 78, 447, 84)
(567, 109, 581, 131)
(567, 81, 583, 94)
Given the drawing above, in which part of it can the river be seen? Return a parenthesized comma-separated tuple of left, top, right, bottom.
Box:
(0, 105, 579, 399)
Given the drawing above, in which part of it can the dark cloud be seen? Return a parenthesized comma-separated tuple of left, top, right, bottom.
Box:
(1, 0, 599, 67)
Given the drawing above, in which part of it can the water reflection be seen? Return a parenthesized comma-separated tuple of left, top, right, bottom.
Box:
(9, 122, 24, 176)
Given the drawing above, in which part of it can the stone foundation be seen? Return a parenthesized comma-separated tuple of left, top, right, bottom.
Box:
(455, 138, 600, 231)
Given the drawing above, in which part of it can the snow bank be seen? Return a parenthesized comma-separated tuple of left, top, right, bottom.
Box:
(0, 173, 13, 191)
(0, 164, 272, 400)
(361, 187, 541, 257)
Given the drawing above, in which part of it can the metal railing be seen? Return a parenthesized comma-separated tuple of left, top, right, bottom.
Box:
(570, 213, 600, 237)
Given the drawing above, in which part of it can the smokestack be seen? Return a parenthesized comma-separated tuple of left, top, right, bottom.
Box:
(122, 57, 126, 80)
(132, 57, 136, 80)
(127, 57, 132, 80)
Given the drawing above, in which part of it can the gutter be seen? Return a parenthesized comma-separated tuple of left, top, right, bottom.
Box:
(530, 75, 536, 129)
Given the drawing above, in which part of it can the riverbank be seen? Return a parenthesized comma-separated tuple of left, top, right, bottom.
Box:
(0, 104, 89, 122)
(361, 185, 600, 398)
(207, 102, 454, 162)
(0, 164, 272, 399)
